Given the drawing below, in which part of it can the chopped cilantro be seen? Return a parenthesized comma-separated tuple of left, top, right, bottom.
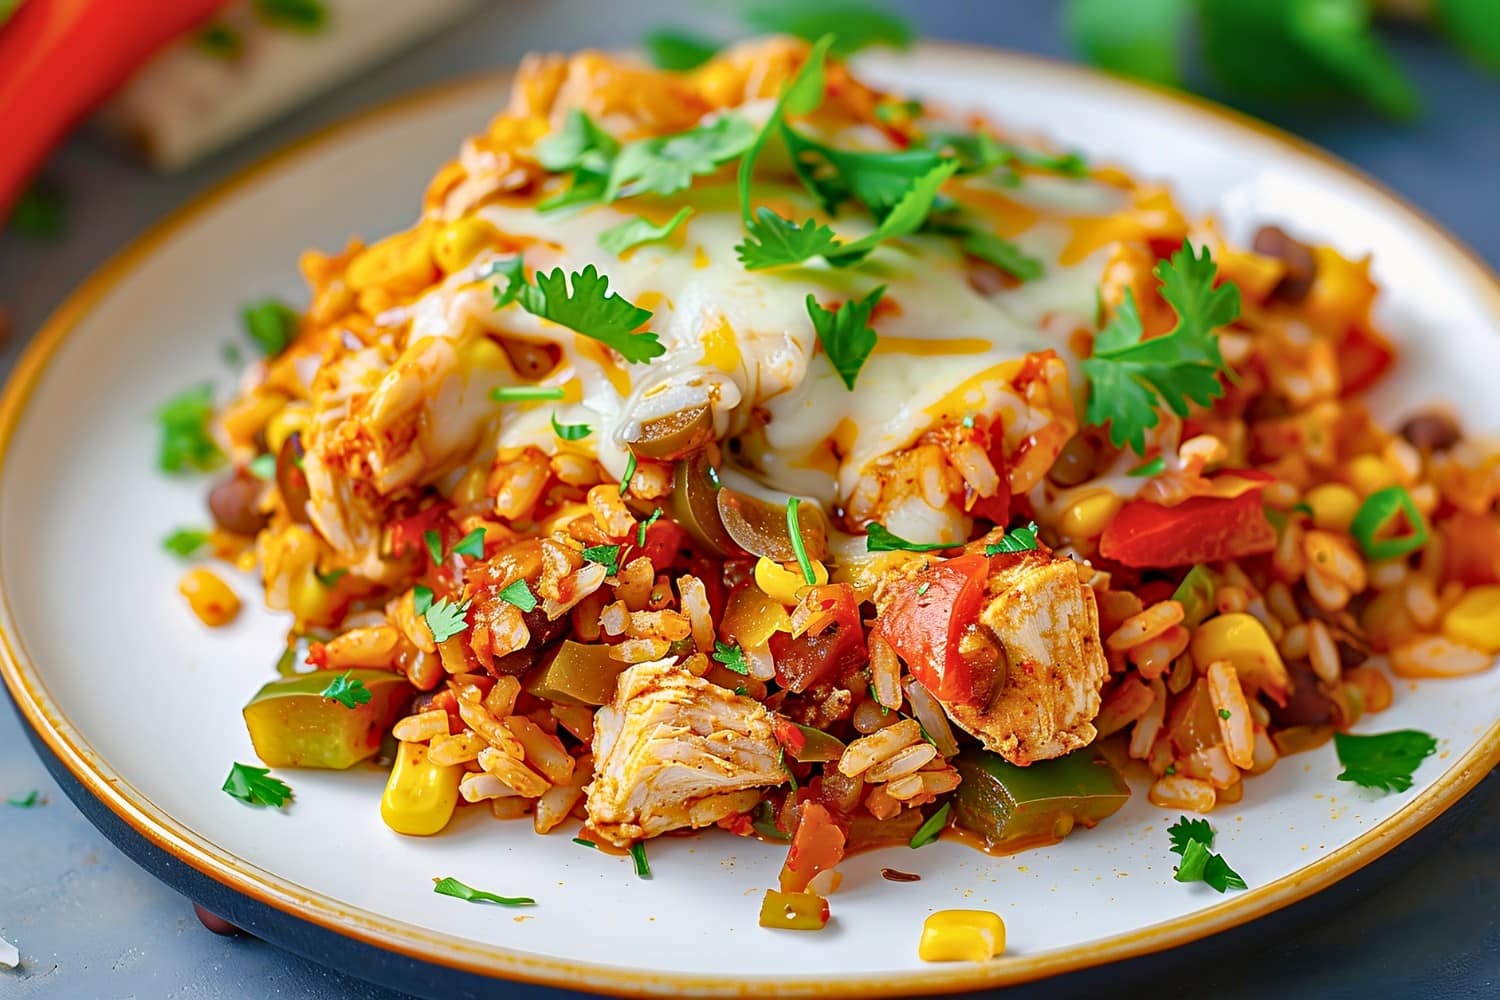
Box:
(598, 206, 693, 255)
(1168, 816, 1214, 856)
(713, 640, 749, 675)
(222, 763, 292, 808)
(605, 116, 756, 201)
(637, 508, 663, 546)
(620, 451, 638, 497)
(157, 385, 224, 473)
(786, 497, 817, 585)
(583, 544, 621, 576)
(253, 0, 327, 33)
(241, 299, 299, 357)
(573, 837, 598, 848)
(1082, 241, 1239, 454)
(864, 522, 954, 553)
(535, 109, 619, 174)
(491, 385, 566, 403)
(1218, 708, 1232, 719)
(807, 286, 884, 390)
(492, 263, 664, 364)
(1129, 455, 1167, 477)
(735, 209, 840, 271)
(320, 671, 372, 710)
(1167, 815, 1246, 892)
(432, 876, 534, 906)
(961, 230, 1044, 282)
(498, 579, 538, 613)
(7, 790, 40, 808)
(424, 529, 444, 566)
(738, 36, 833, 225)
(313, 567, 348, 588)
(451, 528, 486, 560)
(412, 584, 434, 616)
(163, 528, 210, 558)
(744, 2, 914, 55)
(551, 413, 592, 441)
(424, 597, 472, 642)
(1333, 730, 1438, 794)
(909, 801, 951, 849)
(984, 522, 1040, 555)
(642, 28, 720, 70)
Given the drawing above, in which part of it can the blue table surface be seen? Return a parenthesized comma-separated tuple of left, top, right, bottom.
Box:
(2, 2, 1498, 998)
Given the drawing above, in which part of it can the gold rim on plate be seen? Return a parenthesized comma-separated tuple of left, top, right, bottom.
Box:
(1, 43, 1498, 998)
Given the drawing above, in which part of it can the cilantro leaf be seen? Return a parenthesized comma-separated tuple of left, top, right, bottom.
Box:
(498, 579, 537, 613)
(713, 640, 749, 675)
(8, 790, 40, 808)
(583, 544, 621, 576)
(598, 206, 693, 255)
(1066, 0, 1189, 87)
(1439, 0, 1500, 74)
(807, 286, 884, 390)
(1167, 815, 1214, 856)
(782, 127, 942, 219)
(163, 528, 210, 558)
(908, 801, 950, 849)
(486, 256, 528, 309)
(1174, 836, 1211, 883)
(620, 451, 638, 497)
(738, 36, 834, 224)
(642, 28, 720, 70)
(432, 876, 534, 907)
(1129, 455, 1167, 477)
(320, 671, 372, 710)
(424, 529, 445, 566)
(535, 109, 619, 174)
(1333, 730, 1438, 794)
(825, 160, 960, 267)
(222, 763, 292, 808)
(734, 209, 841, 270)
(412, 584, 434, 616)
(864, 523, 954, 553)
(1202, 851, 1249, 892)
(424, 597, 472, 643)
(451, 527, 486, 560)
(744, 2, 913, 55)
(961, 230, 1044, 282)
(491, 385, 565, 403)
(241, 299, 299, 357)
(551, 413, 592, 441)
(248, 453, 276, 481)
(157, 384, 224, 473)
(605, 116, 757, 201)
(983, 522, 1040, 555)
(254, 0, 327, 33)
(527, 265, 664, 363)
(1081, 241, 1239, 454)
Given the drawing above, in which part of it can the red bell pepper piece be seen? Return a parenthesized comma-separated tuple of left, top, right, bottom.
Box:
(871, 553, 992, 705)
(1335, 324, 1395, 397)
(0, 0, 230, 213)
(778, 802, 846, 893)
(1099, 472, 1277, 568)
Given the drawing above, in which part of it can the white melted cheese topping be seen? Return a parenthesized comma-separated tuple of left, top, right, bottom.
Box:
(404, 175, 1127, 507)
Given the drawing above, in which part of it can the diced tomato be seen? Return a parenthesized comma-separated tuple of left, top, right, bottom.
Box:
(779, 802, 846, 893)
(769, 584, 866, 693)
(871, 553, 992, 705)
(1099, 473, 1276, 568)
(1336, 324, 1395, 397)
(1441, 510, 1500, 586)
(304, 641, 328, 668)
(638, 517, 690, 571)
(388, 504, 453, 560)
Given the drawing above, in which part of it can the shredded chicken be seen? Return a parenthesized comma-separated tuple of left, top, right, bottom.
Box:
(586, 658, 786, 845)
(947, 550, 1109, 765)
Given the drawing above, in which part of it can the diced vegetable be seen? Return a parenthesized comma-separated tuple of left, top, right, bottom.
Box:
(1166, 676, 1225, 755)
(769, 583, 865, 693)
(721, 584, 793, 648)
(381, 741, 463, 836)
(1172, 565, 1217, 628)
(628, 405, 715, 460)
(525, 640, 631, 706)
(758, 889, 830, 930)
(242, 669, 411, 769)
(871, 553, 994, 705)
(1349, 486, 1430, 561)
(1099, 472, 1276, 568)
(772, 717, 847, 763)
(918, 909, 1006, 961)
(670, 453, 736, 555)
(717, 487, 829, 562)
(779, 802, 846, 893)
(951, 748, 1130, 850)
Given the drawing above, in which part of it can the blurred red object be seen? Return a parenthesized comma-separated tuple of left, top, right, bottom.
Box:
(0, 0, 228, 216)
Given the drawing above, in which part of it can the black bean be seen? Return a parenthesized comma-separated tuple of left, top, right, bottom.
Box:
(208, 471, 269, 535)
(1399, 411, 1462, 452)
(1253, 225, 1318, 302)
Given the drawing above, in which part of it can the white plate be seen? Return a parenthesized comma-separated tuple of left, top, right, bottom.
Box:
(3, 43, 1499, 998)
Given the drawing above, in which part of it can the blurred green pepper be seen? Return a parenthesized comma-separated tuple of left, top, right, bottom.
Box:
(952, 748, 1130, 850)
(525, 640, 630, 706)
(243, 669, 410, 770)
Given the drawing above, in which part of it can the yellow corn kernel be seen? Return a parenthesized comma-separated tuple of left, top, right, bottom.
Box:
(345, 224, 437, 294)
(220, 389, 289, 447)
(432, 217, 501, 274)
(1304, 483, 1361, 533)
(380, 741, 463, 836)
(1060, 490, 1124, 540)
(264, 403, 311, 457)
(1345, 454, 1397, 497)
(1305, 245, 1376, 330)
(1441, 585, 1500, 654)
(178, 569, 240, 627)
(918, 910, 1006, 962)
(755, 556, 828, 606)
(1190, 613, 1290, 699)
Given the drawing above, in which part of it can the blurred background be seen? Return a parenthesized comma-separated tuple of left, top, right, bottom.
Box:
(2, 1, 1498, 998)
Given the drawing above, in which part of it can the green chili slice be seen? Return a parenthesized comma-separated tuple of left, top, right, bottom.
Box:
(1171, 565, 1217, 628)
(1349, 486, 1429, 560)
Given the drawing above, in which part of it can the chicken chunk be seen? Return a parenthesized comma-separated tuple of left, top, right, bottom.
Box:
(944, 550, 1109, 765)
(586, 658, 787, 845)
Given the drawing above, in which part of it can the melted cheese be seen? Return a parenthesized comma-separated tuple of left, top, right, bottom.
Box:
(403, 173, 1123, 507)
